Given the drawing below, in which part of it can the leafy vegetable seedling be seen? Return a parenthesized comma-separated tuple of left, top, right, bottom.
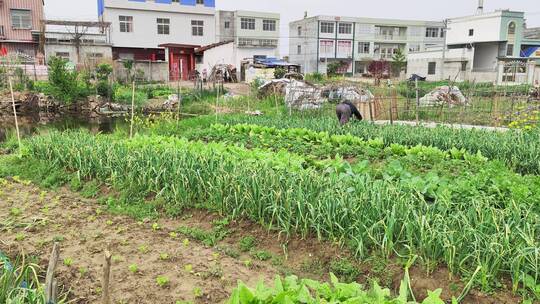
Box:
(63, 258, 74, 267)
(129, 264, 139, 274)
(156, 276, 170, 288)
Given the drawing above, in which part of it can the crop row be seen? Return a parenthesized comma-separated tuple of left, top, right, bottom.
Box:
(24, 131, 540, 293)
(228, 273, 451, 304)
(210, 115, 540, 175)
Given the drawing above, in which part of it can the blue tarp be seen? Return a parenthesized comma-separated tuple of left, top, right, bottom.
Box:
(255, 57, 299, 67)
(521, 46, 539, 57)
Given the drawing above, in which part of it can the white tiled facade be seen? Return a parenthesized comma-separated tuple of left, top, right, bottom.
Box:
(289, 15, 445, 75)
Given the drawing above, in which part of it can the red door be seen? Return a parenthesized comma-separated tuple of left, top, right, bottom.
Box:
(180, 55, 190, 80)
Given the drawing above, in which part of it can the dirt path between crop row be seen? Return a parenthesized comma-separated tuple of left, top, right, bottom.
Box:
(0, 180, 280, 304)
(0, 178, 524, 304)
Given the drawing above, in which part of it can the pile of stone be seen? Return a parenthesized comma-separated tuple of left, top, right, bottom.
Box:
(285, 80, 325, 110)
(323, 85, 374, 103)
(419, 86, 468, 107)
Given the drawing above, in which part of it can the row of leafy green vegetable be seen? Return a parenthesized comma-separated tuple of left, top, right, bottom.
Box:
(202, 114, 540, 175)
(20, 130, 540, 296)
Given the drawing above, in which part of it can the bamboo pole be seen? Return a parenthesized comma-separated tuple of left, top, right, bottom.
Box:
(8, 76, 22, 155)
(101, 248, 112, 304)
(129, 81, 135, 139)
(215, 81, 219, 123)
(415, 78, 420, 125)
(45, 243, 60, 304)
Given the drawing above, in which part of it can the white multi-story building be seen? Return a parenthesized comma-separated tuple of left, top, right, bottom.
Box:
(98, 0, 216, 80)
(196, 10, 280, 79)
(289, 15, 445, 75)
(408, 2, 540, 84)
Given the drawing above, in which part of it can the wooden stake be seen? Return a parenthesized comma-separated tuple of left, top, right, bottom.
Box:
(45, 242, 60, 304)
(415, 78, 420, 125)
(129, 81, 135, 139)
(8, 76, 22, 155)
(102, 248, 112, 304)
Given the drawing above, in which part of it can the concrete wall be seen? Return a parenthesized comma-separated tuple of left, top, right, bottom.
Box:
(114, 60, 169, 82)
(473, 43, 499, 71)
(198, 41, 279, 80)
(447, 13, 503, 45)
(102, 2, 215, 49)
(45, 44, 113, 65)
(289, 18, 319, 74)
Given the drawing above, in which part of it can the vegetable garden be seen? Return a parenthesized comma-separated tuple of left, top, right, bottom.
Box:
(2, 87, 540, 302)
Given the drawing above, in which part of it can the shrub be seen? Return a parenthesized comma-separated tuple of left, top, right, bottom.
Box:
(47, 56, 82, 104)
(273, 67, 286, 79)
(113, 85, 147, 106)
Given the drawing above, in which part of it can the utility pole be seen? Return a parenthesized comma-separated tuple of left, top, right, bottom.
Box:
(440, 19, 448, 82)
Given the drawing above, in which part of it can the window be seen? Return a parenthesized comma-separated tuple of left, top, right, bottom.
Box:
(119, 16, 133, 33)
(157, 18, 170, 35)
(172, 0, 179, 2)
(337, 40, 352, 57)
(338, 23, 352, 34)
(440, 28, 446, 38)
(320, 40, 334, 57)
(11, 9, 32, 29)
(469, 29, 474, 36)
(238, 38, 253, 46)
(425, 27, 439, 38)
(191, 20, 204, 36)
(196, 0, 204, 4)
(297, 26, 302, 36)
(297, 45, 302, 55)
(461, 62, 467, 72)
(263, 20, 276, 31)
(507, 44, 514, 56)
(87, 53, 103, 58)
(224, 21, 230, 29)
(408, 44, 420, 52)
(241, 18, 255, 30)
(428, 62, 436, 75)
(358, 42, 370, 54)
(55, 52, 70, 60)
(508, 22, 516, 35)
(320, 22, 334, 34)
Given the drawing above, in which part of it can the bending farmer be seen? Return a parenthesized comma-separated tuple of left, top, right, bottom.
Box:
(336, 101, 363, 125)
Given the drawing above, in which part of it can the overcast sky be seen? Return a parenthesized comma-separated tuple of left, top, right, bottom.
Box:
(44, 0, 540, 55)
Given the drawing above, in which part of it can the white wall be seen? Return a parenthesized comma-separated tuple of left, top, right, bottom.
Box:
(45, 44, 112, 64)
(447, 13, 503, 45)
(473, 43, 499, 71)
(103, 7, 215, 49)
(199, 42, 279, 79)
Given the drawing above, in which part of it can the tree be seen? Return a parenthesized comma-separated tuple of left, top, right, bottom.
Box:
(47, 56, 81, 104)
(391, 48, 407, 77)
(123, 59, 134, 83)
(367, 60, 391, 85)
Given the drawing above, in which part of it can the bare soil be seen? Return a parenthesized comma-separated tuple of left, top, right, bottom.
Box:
(0, 178, 523, 304)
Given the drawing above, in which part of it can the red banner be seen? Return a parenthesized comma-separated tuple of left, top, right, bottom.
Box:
(0, 47, 7, 56)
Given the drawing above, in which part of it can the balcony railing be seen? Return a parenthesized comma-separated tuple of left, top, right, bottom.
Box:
(374, 34, 407, 41)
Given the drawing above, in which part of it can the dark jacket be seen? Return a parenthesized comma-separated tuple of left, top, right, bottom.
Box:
(336, 101, 363, 125)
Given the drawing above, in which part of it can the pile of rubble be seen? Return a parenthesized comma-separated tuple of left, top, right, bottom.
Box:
(322, 85, 374, 103)
(419, 86, 468, 107)
(0, 92, 58, 113)
(257, 78, 375, 111)
(285, 80, 325, 110)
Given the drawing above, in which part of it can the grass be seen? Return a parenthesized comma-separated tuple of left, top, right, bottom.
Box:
(0, 253, 66, 304)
